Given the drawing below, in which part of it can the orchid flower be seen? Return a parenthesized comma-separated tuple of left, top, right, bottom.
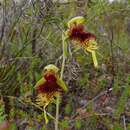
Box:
(66, 16, 98, 68)
(35, 64, 68, 124)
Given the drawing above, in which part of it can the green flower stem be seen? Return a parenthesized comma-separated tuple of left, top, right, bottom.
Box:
(55, 33, 67, 130)
(44, 105, 49, 124)
(55, 94, 60, 130)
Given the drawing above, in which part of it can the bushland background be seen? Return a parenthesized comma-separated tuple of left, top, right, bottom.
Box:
(0, 0, 130, 130)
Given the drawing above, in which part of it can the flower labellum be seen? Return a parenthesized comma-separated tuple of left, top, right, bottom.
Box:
(35, 64, 68, 124)
(67, 24, 96, 45)
(66, 16, 98, 68)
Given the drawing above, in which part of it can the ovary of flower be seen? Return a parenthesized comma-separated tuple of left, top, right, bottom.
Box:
(67, 16, 85, 28)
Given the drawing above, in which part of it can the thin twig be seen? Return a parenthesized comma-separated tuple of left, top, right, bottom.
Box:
(71, 87, 113, 119)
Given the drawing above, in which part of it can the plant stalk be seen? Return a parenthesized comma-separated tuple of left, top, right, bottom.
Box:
(55, 33, 67, 130)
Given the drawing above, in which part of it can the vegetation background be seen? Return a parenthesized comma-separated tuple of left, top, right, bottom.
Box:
(0, 0, 130, 130)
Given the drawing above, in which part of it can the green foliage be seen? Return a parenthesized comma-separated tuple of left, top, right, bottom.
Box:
(64, 103, 72, 115)
(89, 114, 98, 129)
(60, 119, 69, 129)
(127, 124, 130, 130)
(79, 73, 89, 88)
(112, 123, 123, 130)
(113, 79, 121, 93)
(0, 0, 130, 129)
(39, 126, 46, 130)
(0, 101, 6, 123)
(10, 122, 17, 130)
(99, 79, 108, 89)
(114, 84, 130, 118)
(75, 119, 82, 129)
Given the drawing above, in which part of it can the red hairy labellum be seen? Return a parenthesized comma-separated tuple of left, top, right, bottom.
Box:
(68, 24, 96, 45)
(44, 73, 57, 83)
(37, 74, 61, 93)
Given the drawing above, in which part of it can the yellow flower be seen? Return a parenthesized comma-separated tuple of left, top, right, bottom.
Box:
(66, 16, 98, 68)
(35, 64, 68, 123)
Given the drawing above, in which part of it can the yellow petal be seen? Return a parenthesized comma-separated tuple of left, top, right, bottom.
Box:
(67, 16, 85, 28)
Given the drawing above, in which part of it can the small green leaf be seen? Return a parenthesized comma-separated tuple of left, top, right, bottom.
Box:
(65, 103, 72, 115)
(75, 119, 82, 129)
(61, 119, 69, 129)
(113, 123, 123, 130)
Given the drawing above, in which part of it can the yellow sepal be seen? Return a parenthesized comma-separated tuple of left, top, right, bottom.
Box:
(67, 16, 85, 28)
(34, 77, 46, 88)
(44, 64, 59, 73)
(56, 76, 68, 92)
